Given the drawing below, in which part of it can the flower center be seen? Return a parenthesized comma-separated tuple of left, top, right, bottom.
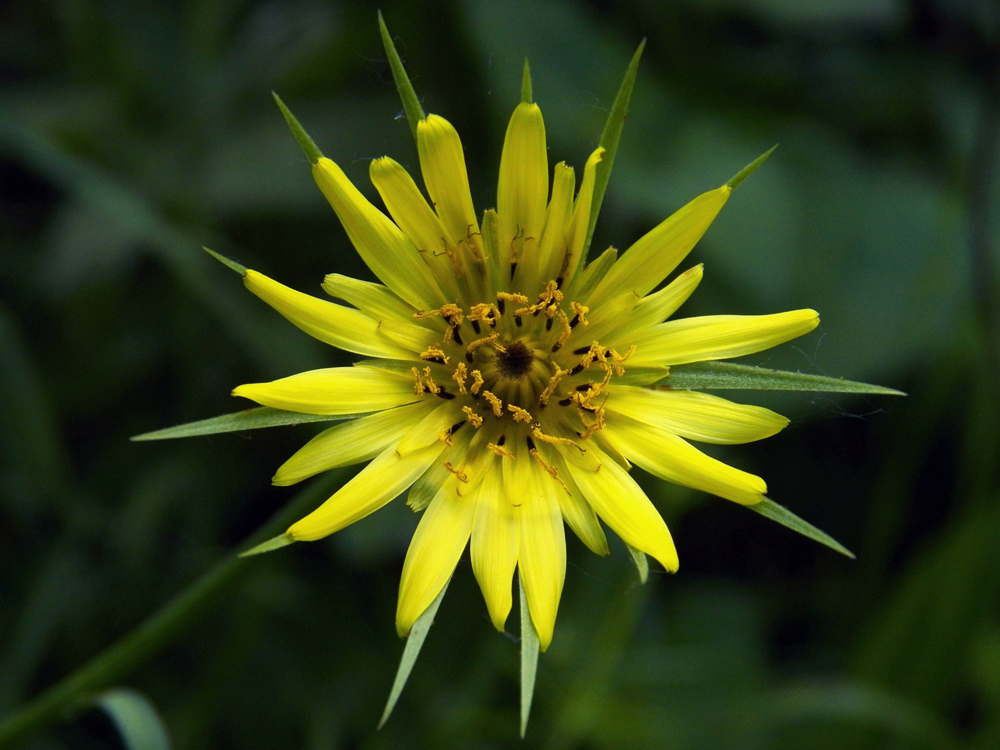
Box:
(495, 340, 534, 380)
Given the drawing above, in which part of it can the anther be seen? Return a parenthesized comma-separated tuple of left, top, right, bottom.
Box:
(530, 424, 579, 448)
(572, 346, 590, 355)
(470, 370, 484, 395)
(420, 346, 450, 365)
(411, 367, 426, 396)
(436, 389, 456, 400)
(451, 326, 463, 346)
(452, 362, 468, 394)
(539, 367, 567, 406)
(507, 404, 533, 423)
(569, 302, 589, 327)
(482, 390, 503, 418)
(462, 406, 483, 428)
(558, 398, 572, 406)
(488, 442, 515, 459)
(444, 462, 469, 482)
(552, 310, 572, 351)
(526, 436, 536, 451)
(497, 435, 506, 446)
(467, 332, 503, 361)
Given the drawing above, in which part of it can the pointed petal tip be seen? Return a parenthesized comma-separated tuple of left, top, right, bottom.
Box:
(239, 533, 294, 557)
(272, 92, 324, 165)
(521, 58, 533, 103)
(202, 247, 247, 275)
(727, 144, 779, 189)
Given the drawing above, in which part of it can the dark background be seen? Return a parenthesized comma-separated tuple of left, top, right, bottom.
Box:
(2, 0, 998, 747)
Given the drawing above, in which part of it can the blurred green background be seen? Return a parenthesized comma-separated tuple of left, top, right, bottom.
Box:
(2, 0, 999, 747)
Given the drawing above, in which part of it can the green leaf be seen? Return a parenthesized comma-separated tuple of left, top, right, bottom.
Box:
(625, 543, 649, 584)
(519, 576, 540, 738)
(584, 39, 645, 259)
(378, 11, 426, 142)
(378, 580, 450, 729)
(238, 534, 294, 558)
(660, 362, 906, 395)
(202, 246, 246, 275)
(521, 58, 533, 103)
(272, 92, 324, 165)
(96, 688, 170, 750)
(130, 407, 364, 441)
(747, 499, 855, 558)
(727, 144, 778, 189)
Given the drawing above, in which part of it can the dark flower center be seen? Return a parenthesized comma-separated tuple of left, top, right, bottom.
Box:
(496, 340, 534, 380)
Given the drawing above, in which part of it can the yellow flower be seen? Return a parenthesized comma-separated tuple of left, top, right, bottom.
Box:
(231, 84, 817, 653)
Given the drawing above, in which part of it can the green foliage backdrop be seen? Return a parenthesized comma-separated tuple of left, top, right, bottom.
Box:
(1, 0, 998, 747)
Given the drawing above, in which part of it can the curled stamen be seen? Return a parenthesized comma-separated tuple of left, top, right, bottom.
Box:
(498, 291, 531, 305)
(569, 301, 589, 327)
(482, 390, 503, 418)
(507, 404, 533, 423)
(539, 367, 566, 406)
(530, 424, 579, 449)
(552, 310, 572, 351)
(488, 442, 516, 459)
(438, 430, 455, 447)
(578, 404, 607, 440)
(529, 449, 571, 494)
(466, 332, 503, 361)
(411, 367, 425, 396)
(444, 462, 469, 482)
(470, 369, 484, 395)
(469, 303, 500, 327)
(606, 345, 636, 376)
(420, 345, 450, 365)
(462, 405, 483, 427)
(421, 367, 441, 395)
(452, 362, 468, 394)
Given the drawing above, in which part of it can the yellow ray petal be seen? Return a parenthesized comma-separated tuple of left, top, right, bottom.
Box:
(538, 444, 609, 556)
(600, 264, 704, 346)
(312, 157, 444, 308)
(562, 147, 604, 283)
(232, 366, 418, 415)
(606, 386, 789, 444)
(416, 115, 481, 254)
(497, 102, 548, 285)
(322, 273, 420, 324)
(287, 441, 446, 541)
(589, 185, 730, 307)
(606, 414, 767, 505)
(518, 464, 566, 651)
(471, 458, 519, 632)
(273, 401, 434, 486)
(396, 478, 477, 636)
(396, 401, 463, 455)
(526, 161, 575, 291)
(629, 309, 820, 367)
(564, 445, 679, 573)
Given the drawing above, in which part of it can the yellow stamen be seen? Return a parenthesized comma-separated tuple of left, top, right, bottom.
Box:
(420, 345, 450, 364)
(482, 390, 503, 418)
(467, 332, 504, 358)
(539, 367, 566, 406)
(422, 366, 441, 395)
(410, 367, 425, 396)
(462, 405, 483, 427)
(468, 303, 500, 326)
(578, 404, 607, 440)
(497, 291, 530, 305)
(507, 404, 533, 423)
(488, 442, 515, 459)
(570, 301, 589, 326)
(470, 369, 484, 395)
(452, 362, 468, 394)
(529, 449, 570, 494)
(444, 462, 468, 482)
(553, 309, 572, 349)
(530, 424, 579, 448)
(438, 430, 454, 447)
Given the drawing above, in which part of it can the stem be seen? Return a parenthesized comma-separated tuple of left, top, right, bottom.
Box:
(0, 471, 343, 748)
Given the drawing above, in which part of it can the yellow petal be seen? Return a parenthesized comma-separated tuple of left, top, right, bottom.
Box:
(540, 445, 609, 556)
(232, 366, 418, 415)
(471, 459, 519, 632)
(497, 102, 548, 285)
(244, 270, 410, 359)
(564, 445, 679, 573)
(396, 401, 462, 455)
(562, 147, 604, 282)
(416, 115, 481, 253)
(287, 441, 446, 541)
(396, 478, 477, 636)
(312, 157, 443, 308)
(273, 401, 434, 486)
(369, 157, 464, 296)
(629, 309, 820, 366)
(526, 162, 575, 291)
(590, 185, 730, 307)
(322, 273, 418, 324)
(606, 386, 789, 444)
(518, 464, 566, 651)
(601, 264, 703, 346)
(606, 414, 767, 505)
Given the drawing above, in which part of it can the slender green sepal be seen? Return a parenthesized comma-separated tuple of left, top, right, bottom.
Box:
(238, 534, 294, 558)
(625, 543, 649, 584)
(519, 576, 540, 738)
(378, 580, 450, 729)
(202, 246, 246, 275)
(272, 92, 323, 165)
(521, 58, 533, 103)
(584, 39, 646, 258)
(378, 10, 426, 142)
(131, 407, 364, 442)
(96, 688, 170, 750)
(747, 499, 855, 558)
(727, 144, 778, 189)
(659, 362, 906, 395)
